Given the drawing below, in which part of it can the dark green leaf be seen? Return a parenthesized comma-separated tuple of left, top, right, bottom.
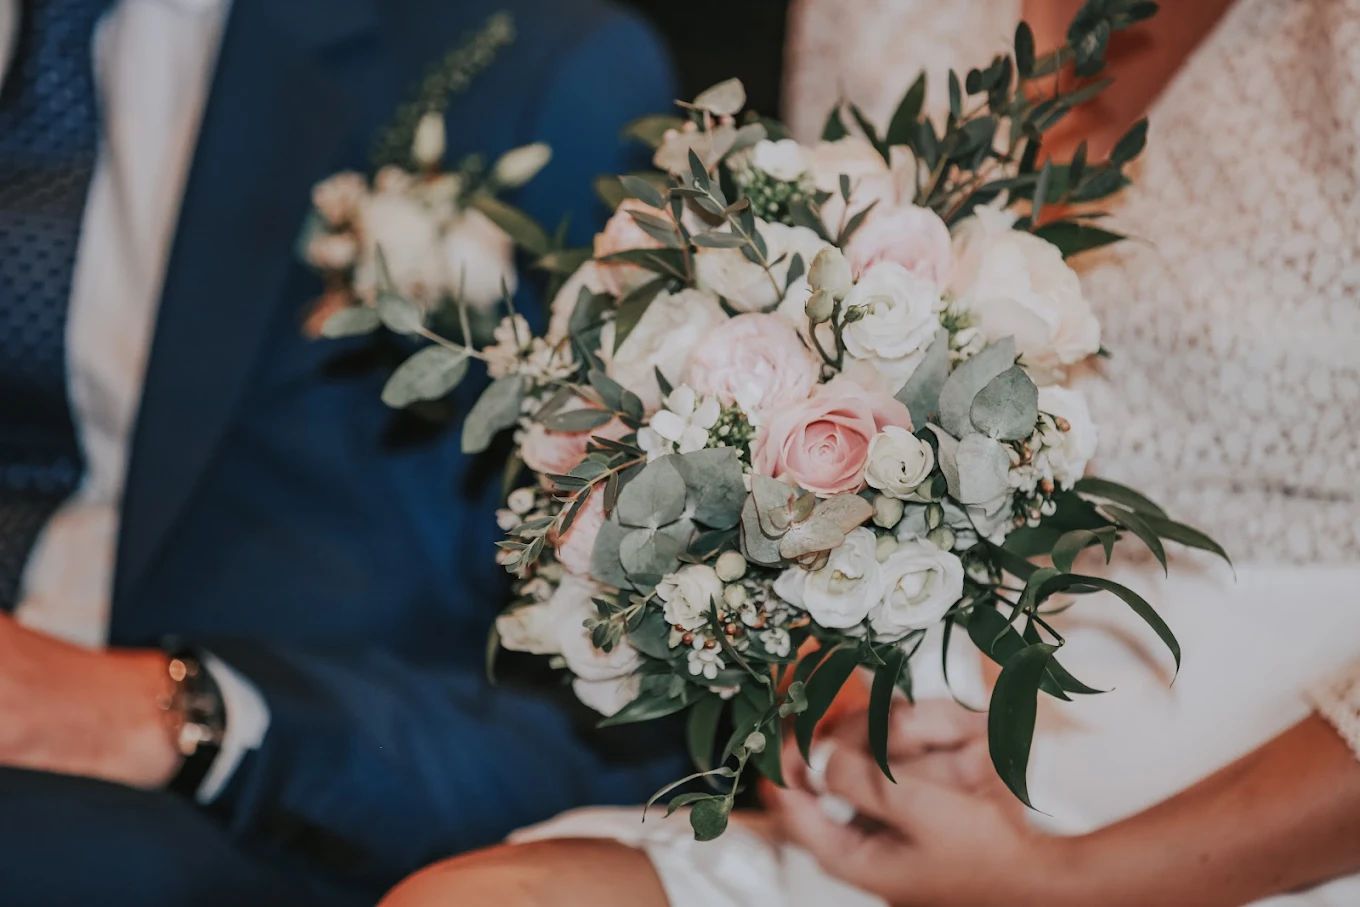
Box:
(821, 105, 848, 141)
(686, 695, 725, 773)
(886, 74, 927, 146)
(1033, 222, 1125, 258)
(869, 646, 908, 781)
(1051, 527, 1117, 573)
(1015, 22, 1036, 77)
(1139, 513, 1232, 567)
(619, 174, 665, 209)
(690, 796, 731, 841)
(795, 647, 859, 761)
(540, 408, 613, 432)
(988, 642, 1057, 807)
(1037, 573, 1180, 673)
(1111, 118, 1148, 164)
(1074, 476, 1167, 517)
(469, 195, 549, 256)
(1104, 505, 1168, 573)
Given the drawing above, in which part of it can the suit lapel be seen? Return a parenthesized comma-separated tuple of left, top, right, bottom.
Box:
(115, 0, 379, 607)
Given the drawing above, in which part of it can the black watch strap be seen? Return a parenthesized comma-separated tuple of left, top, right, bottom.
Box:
(163, 649, 227, 797)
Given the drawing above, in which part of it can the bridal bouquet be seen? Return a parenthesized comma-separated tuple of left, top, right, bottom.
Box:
(321, 0, 1226, 840)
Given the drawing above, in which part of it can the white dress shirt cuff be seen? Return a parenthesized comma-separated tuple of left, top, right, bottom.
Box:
(197, 652, 271, 803)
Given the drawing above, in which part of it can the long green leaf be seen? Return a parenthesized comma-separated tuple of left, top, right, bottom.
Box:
(1140, 513, 1232, 567)
(1038, 573, 1180, 674)
(686, 695, 724, 774)
(1074, 476, 1168, 517)
(988, 642, 1057, 807)
(869, 647, 908, 781)
(795, 646, 859, 761)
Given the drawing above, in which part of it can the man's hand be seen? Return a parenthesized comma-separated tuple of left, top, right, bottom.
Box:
(0, 615, 181, 788)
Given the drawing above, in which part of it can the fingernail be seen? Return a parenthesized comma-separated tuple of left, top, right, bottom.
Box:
(806, 740, 835, 794)
(818, 793, 855, 826)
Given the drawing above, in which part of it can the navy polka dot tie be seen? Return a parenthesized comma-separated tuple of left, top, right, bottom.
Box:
(0, 0, 113, 608)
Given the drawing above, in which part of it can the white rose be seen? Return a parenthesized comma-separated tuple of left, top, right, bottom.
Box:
(865, 426, 935, 497)
(750, 138, 811, 181)
(773, 528, 884, 629)
(845, 203, 953, 288)
(552, 579, 642, 683)
(353, 191, 443, 303)
(840, 261, 942, 390)
(442, 207, 516, 311)
(656, 564, 725, 631)
(869, 539, 965, 637)
(572, 675, 641, 718)
(1036, 385, 1098, 489)
(695, 220, 830, 312)
(606, 288, 727, 410)
(950, 207, 1100, 383)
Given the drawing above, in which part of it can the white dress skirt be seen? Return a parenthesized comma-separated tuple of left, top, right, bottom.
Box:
(513, 557, 1360, 907)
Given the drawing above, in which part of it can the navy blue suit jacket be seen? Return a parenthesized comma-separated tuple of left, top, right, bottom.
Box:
(105, 0, 682, 892)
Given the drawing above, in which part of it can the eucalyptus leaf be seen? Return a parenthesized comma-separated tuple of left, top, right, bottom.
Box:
(689, 796, 732, 842)
(938, 338, 1017, 438)
(616, 456, 687, 528)
(692, 78, 746, 116)
(740, 493, 784, 566)
(952, 433, 1011, 505)
(462, 375, 524, 454)
(620, 526, 685, 579)
(380, 346, 468, 408)
(618, 173, 665, 209)
(779, 494, 874, 560)
(672, 447, 747, 530)
(540, 408, 614, 432)
(589, 515, 633, 589)
(970, 365, 1039, 440)
(377, 293, 424, 335)
(320, 306, 381, 339)
(896, 329, 950, 425)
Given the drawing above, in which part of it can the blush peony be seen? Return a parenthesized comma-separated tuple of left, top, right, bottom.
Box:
(683, 313, 820, 422)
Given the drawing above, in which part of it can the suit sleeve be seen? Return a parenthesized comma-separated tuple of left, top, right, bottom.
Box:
(198, 8, 683, 890)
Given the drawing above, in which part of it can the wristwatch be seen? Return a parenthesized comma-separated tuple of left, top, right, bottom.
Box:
(161, 648, 227, 797)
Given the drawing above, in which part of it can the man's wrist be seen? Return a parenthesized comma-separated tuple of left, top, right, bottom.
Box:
(106, 649, 184, 788)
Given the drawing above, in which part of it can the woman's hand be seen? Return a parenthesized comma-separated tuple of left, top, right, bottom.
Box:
(766, 701, 1068, 907)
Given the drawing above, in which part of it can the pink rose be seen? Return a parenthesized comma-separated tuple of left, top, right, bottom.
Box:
(593, 199, 670, 297)
(752, 377, 911, 495)
(520, 401, 628, 477)
(683, 313, 820, 421)
(554, 490, 605, 576)
(845, 203, 953, 288)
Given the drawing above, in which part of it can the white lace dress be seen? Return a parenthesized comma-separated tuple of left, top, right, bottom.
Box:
(516, 1, 1360, 903)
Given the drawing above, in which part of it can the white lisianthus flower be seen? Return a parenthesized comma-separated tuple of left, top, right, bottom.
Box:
(606, 288, 727, 411)
(840, 261, 943, 390)
(638, 386, 721, 459)
(441, 208, 516, 311)
(695, 220, 830, 312)
(773, 528, 884, 629)
(864, 426, 935, 498)
(656, 564, 725, 631)
(749, 138, 812, 181)
(950, 206, 1101, 383)
(353, 190, 443, 303)
(869, 539, 965, 637)
(1035, 385, 1098, 489)
(572, 675, 640, 718)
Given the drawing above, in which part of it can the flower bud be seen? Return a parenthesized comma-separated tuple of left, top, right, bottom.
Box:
(722, 584, 748, 609)
(808, 247, 853, 299)
(412, 111, 446, 169)
(715, 550, 748, 582)
(872, 494, 905, 529)
(804, 288, 835, 324)
(925, 502, 944, 530)
(507, 487, 537, 515)
(492, 142, 552, 188)
(743, 731, 767, 754)
(875, 534, 899, 561)
(926, 525, 956, 550)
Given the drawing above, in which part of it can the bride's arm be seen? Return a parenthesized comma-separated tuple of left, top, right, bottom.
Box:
(381, 838, 668, 907)
(772, 709, 1360, 907)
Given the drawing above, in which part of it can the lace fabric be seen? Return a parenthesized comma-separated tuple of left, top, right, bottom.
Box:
(788, 0, 1360, 566)
(1311, 660, 1360, 759)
